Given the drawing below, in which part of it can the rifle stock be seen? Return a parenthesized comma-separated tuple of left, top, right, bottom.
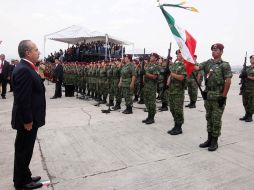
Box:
(163, 42, 172, 91)
(138, 48, 145, 95)
(239, 52, 247, 95)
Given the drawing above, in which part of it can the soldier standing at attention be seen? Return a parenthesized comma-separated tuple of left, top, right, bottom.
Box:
(112, 59, 123, 110)
(185, 55, 201, 108)
(167, 50, 187, 135)
(195, 43, 232, 151)
(239, 55, 254, 122)
(118, 54, 136, 114)
(142, 53, 160, 124)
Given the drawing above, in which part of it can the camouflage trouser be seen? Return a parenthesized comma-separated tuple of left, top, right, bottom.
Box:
(122, 86, 133, 107)
(115, 86, 122, 104)
(161, 89, 168, 105)
(96, 79, 100, 95)
(91, 82, 96, 93)
(204, 99, 225, 137)
(144, 86, 157, 115)
(187, 79, 198, 102)
(242, 92, 254, 114)
(108, 80, 114, 101)
(168, 93, 184, 124)
(134, 82, 139, 96)
(99, 79, 108, 98)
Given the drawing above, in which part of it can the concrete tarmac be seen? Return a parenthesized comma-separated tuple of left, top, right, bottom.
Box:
(1, 74, 254, 190)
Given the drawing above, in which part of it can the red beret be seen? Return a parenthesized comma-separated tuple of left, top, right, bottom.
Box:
(211, 43, 224, 51)
(150, 53, 160, 60)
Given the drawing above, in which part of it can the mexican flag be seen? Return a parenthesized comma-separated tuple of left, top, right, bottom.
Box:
(160, 5, 196, 76)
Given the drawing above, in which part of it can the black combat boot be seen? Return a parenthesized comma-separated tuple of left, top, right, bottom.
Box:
(91, 92, 94, 98)
(185, 102, 191, 107)
(159, 103, 168, 111)
(208, 137, 218, 151)
(189, 101, 196, 108)
(199, 132, 212, 148)
(122, 106, 133, 114)
(167, 123, 177, 134)
(245, 113, 253, 122)
(145, 114, 155, 124)
(239, 113, 247, 121)
(99, 96, 107, 104)
(133, 95, 139, 102)
(112, 102, 121, 110)
(137, 98, 144, 104)
(169, 123, 182, 135)
(106, 99, 114, 106)
(142, 113, 150, 123)
(87, 91, 90, 97)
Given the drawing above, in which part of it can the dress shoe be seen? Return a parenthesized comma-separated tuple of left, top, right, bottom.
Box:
(15, 181, 43, 190)
(31, 176, 41, 182)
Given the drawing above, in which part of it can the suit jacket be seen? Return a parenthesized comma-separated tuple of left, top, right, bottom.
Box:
(1, 60, 10, 79)
(11, 59, 46, 130)
(53, 64, 63, 82)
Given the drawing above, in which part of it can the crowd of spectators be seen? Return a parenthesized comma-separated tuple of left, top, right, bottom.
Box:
(45, 41, 125, 63)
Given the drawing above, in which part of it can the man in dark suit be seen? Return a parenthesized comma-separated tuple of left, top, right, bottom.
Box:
(12, 40, 46, 189)
(51, 58, 63, 99)
(0, 54, 10, 98)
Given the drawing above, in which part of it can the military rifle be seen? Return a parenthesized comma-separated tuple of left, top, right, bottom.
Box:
(163, 42, 172, 92)
(239, 52, 248, 95)
(138, 48, 145, 96)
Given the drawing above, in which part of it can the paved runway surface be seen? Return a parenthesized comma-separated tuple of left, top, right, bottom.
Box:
(1, 74, 254, 190)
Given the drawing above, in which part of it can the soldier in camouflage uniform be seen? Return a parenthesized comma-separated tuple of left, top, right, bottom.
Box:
(98, 61, 108, 104)
(185, 55, 201, 108)
(112, 60, 123, 110)
(158, 58, 170, 111)
(239, 55, 254, 122)
(195, 43, 232, 151)
(119, 54, 136, 114)
(133, 60, 140, 102)
(107, 61, 114, 106)
(167, 50, 187, 135)
(91, 63, 97, 99)
(95, 62, 102, 101)
(142, 53, 160, 124)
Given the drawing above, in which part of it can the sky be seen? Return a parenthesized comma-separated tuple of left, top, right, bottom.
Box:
(0, 0, 253, 66)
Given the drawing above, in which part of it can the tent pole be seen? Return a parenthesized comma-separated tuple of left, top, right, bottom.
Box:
(43, 36, 46, 61)
(121, 44, 124, 59)
(105, 34, 108, 60)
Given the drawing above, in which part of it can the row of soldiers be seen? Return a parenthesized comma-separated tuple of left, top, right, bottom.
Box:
(49, 44, 253, 152)
(62, 55, 200, 112)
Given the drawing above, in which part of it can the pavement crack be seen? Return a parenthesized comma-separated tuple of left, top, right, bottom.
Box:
(37, 137, 55, 190)
(80, 108, 92, 127)
(83, 166, 128, 179)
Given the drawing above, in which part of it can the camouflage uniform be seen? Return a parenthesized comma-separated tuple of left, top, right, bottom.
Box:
(99, 66, 108, 103)
(134, 66, 141, 102)
(186, 63, 199, 108)
(143, 62, 160, 123)
(199, 59, 232, 137)
(112, 65, 122, 109)
(121, 62, 136, 112)
(167, 61, 187, 134)
(91, 66, 97, 98)
(241, 65, 254, 121)
(158, 64, 169, 111)
(107, 65, 114, 105)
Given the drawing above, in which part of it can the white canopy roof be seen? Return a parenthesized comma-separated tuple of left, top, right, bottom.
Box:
(46, 25, 132, 45)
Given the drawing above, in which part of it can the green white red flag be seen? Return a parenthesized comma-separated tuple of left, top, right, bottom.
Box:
(160, 5, 197, 76)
